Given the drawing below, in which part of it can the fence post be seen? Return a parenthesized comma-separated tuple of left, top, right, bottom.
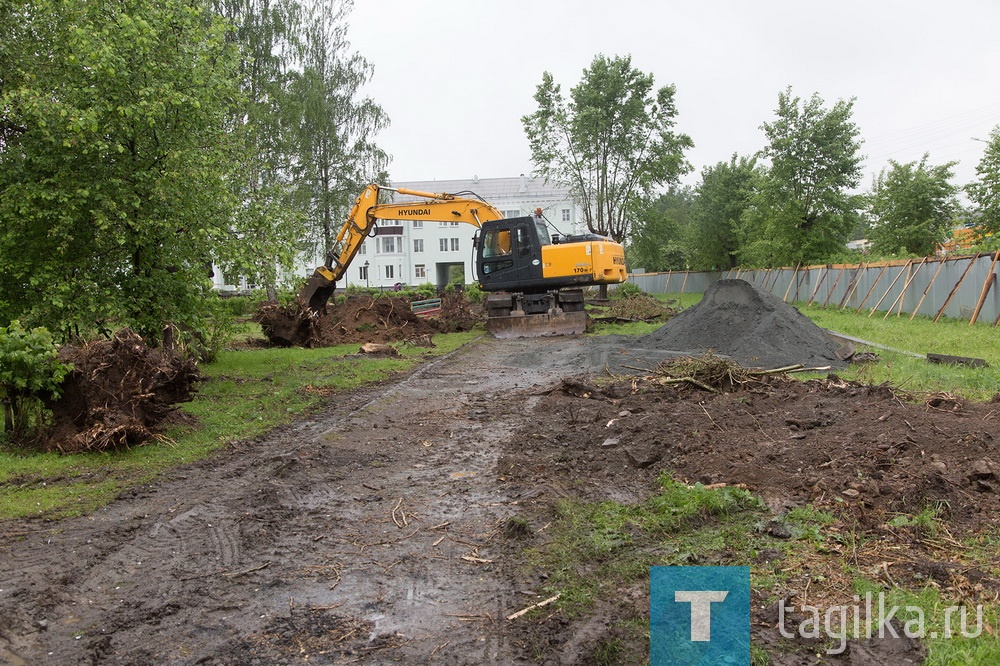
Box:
(884, 257, 925, 319)
(970, 251, 1000, 325)
(911, 257, 947, 320)
(934, 253, 981, 323)
(855, 262, 890, 314)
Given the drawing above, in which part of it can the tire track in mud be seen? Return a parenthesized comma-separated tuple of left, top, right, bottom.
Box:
(0, 336, 579, 665)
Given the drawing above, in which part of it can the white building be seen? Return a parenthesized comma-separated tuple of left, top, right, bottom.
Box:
(346, 175, 583, 290)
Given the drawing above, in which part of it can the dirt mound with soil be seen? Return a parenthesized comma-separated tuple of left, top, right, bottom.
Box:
(40, 329, 200, 453)
(502, 374, 998, 530)
(639, 279, 844, 369)
(255, 295, 439, 347)
(430, 293, 485, 333)
(499, 370, 998, 663)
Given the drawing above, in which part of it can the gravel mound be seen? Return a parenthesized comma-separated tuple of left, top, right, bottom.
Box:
(638, 279, 844, 369)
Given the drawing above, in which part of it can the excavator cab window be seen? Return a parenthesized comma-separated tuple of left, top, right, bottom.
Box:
(534, 219, 551, 246)
(516, 225, 531, 258)
(482, 229, 512, 258)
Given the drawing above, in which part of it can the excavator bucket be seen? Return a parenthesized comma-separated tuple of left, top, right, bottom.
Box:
(298, 274, 337, 312)
(485, 311, 588, 339)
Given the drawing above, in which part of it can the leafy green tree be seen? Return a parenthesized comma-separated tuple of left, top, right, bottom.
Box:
(688, 155, 760, 270)
(289, 1, 389, 260)
(522, 54, 693, 243)
(739, 88, 864, 267)
(967, 126, 1000, 239)
(866, 155, 959, 256)
(209, 0, 308, 295)
(627, 187, 693, 272)
(0, 0, 245, 340)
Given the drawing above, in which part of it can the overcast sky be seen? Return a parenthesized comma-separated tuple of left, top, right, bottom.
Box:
(346, 0, 1000, 193)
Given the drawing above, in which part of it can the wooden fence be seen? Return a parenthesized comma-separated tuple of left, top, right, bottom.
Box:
(628, 252, 1000, 326)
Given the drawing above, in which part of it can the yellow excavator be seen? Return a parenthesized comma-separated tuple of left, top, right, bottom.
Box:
(298, 184, 627, 338)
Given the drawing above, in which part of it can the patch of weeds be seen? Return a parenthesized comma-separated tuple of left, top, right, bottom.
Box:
(750, 643, 771, 666)
(887, 501, 949, 539)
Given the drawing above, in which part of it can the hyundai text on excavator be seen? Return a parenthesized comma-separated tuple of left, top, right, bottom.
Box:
(298, 184, 628, 338)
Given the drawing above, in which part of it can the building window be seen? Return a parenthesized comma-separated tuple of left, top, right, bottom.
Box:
(385, 265, 394, 279)
(412, 220, 423, 229)
(503, 209, 520, 218)
(439, 222, 448, 228)
(378, 237, 398, 253)
(440, 238, 449, 252)
(413, 238, 424, 253)
(359, 265, 368, 282)
(562, 208, 571, 222)
(450, 238, 460, 251)
(415, 264, 426, 279)
(359, 243, 366, 255)
(450, 222, 460, 227)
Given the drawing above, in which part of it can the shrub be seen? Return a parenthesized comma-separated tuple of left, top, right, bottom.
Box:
(611, 281, 645, 300)
(465, 283, 484, 304)
(0, 321, 73, 439)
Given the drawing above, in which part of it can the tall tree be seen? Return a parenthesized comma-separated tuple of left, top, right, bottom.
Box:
(627, 187, 693, 272)
(967, 125, 1000, 240)
(0, 0, 244, 339)
(522, 54, 693, 243)
(209, 0, 307, 292)
(866, 155, 959, 256)
(739, 88, 864, 267)
(289, 0, 389, 260)
(688, 155, 760, 270)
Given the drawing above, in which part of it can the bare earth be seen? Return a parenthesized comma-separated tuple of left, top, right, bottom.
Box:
(1, 335, 997, 665)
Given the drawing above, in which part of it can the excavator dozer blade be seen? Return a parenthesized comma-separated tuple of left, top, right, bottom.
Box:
(486, 311, 588, 339)
(298, 275, 337, 312)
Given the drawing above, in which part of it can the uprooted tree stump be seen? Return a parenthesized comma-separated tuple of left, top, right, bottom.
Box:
(254, 295, 439, 348)
(38, 329, 201, 453)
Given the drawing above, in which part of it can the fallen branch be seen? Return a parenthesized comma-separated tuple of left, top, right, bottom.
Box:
(507, 593, 561, 620)
(222, 561, 272, 578)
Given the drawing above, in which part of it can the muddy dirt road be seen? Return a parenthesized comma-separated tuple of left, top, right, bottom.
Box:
(1, 334, 997, 665)
(0, 337, 586, 665)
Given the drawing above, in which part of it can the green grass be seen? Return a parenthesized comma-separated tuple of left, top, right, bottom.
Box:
(850, 578, 1000, 665)
(0, 331, 481, 520)
(522, 477, 999, 663)
(798, 303, 1000, 401)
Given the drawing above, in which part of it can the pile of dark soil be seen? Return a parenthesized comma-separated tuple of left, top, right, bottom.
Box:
(639, 279, 844, 368)
(503, 374, 998, 530)
(499, 372, 998, 664)
(255, 295, 438, 347)
(40, 329, 200, 453)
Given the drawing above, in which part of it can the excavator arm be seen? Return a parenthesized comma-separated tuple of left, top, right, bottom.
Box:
(300, 184, 504, 311)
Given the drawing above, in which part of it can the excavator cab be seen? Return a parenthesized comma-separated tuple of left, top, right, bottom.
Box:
(477, 218, 546, 292)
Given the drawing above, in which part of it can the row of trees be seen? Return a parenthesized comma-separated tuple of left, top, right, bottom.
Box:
(521, 56, 1000, 273)
(0, 0, 386, 341)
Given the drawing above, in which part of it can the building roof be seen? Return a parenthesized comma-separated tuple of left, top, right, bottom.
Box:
(390, 175, 573, 207)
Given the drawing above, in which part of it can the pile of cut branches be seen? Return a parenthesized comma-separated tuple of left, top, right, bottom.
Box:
(590, 294, 678, 323)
